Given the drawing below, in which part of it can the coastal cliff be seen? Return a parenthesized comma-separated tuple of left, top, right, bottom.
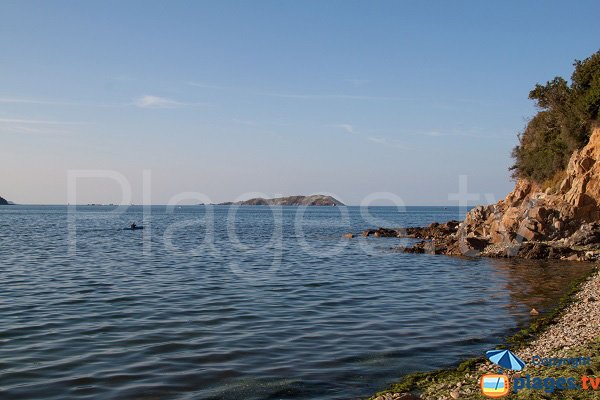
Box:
(221, 195, 342, 206)
(401, 126, 600, 260)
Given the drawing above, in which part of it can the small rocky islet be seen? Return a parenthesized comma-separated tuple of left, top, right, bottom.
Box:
(219, 194, 342, 206)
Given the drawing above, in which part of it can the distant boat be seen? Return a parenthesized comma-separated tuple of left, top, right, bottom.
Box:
(123, 226, 144, 231)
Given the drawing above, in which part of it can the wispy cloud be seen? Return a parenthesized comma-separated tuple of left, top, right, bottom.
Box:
(133, 95, 183, 109)
(332, 123, 356, 134)
(133, 95, 208, 109)
(0, 95, 126, 108)
(0, 118, 83, 125)
(332, 124, 405, 150)
(367, 136, 386, 144)
(423, 131, 445, 137)
(0, 117, 84, 135)
(0, 97, 81, 106)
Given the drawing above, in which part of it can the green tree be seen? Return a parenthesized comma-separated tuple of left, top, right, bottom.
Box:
(511, 50, 600, 183)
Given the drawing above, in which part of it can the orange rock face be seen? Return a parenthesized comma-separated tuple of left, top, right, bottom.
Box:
(460, 127, 600, 246)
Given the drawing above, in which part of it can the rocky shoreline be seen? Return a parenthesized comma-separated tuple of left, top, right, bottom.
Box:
(370, 267, 600, 400)
(352, 127, 600, 263)
(355, 220, 600, 262)
(360, 130, 600, 399)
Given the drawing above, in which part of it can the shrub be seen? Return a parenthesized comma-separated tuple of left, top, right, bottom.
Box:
(511, 50, 600, 182)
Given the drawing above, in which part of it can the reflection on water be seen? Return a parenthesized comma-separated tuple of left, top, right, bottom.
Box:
(0, 206, 593, 399)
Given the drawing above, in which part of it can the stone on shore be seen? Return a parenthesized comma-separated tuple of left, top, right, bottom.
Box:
(529, 307, 539, 316)
(372, 270, 600, 400)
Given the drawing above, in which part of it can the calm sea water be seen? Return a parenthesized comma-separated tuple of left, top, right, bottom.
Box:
(0, 205, 592, 399)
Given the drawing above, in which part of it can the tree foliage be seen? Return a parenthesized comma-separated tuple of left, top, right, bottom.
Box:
(511, 50, 600, 182)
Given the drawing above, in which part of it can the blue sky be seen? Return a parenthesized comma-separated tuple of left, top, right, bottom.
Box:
(1, 0, 599, 205)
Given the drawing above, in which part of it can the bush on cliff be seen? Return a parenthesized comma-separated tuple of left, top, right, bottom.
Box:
(511, 49, 600, 183)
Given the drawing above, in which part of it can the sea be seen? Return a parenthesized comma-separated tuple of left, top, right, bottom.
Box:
(0, 205, 592, 399)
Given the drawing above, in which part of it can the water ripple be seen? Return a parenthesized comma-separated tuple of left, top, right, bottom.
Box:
(0, 206, 593, 399)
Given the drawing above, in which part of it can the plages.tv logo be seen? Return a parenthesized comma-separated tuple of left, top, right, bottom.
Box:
(481, 374, 510, 397)
(480, 349, 526, 398)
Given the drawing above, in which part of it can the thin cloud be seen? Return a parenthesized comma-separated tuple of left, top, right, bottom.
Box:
(133, 95, 208, 109)
(424, 131, 445, 137)
(332, 124, 405, 150)
(0, 96, 125, 108)
(332, 123, 356, 134)
(134, 95, 183, 109)
(0, 118, 84, 125)
(0, 97, 81, 106)
(367, 136, 386, 144)
(0, 117, 84, 135)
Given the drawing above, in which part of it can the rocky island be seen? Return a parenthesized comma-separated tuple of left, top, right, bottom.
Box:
(0, 195, 11, 205)
(220, 194, 343, 206)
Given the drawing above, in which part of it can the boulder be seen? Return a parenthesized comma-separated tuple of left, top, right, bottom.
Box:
(566, 223, 600, 248)
(559, 177, 572, 193)
(464, 237, 489, 252)
(373, 228, 399, 237)
(517, 225, 538, 242)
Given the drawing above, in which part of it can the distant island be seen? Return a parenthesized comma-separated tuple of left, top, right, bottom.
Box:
(0, 195, 11, 205)
(220, 195, 343, 206)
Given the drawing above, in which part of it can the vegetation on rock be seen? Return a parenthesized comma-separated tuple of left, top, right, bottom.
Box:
(511, 49, 600, 183)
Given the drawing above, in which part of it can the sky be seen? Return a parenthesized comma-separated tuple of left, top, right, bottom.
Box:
(1, 0, 600, 205)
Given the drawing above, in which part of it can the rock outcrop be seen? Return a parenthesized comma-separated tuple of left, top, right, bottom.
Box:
(445, 126, 600, 258)
(222, 195, 343, 206)
(368, 127, 600, 260)
(360, 221, 460, 239)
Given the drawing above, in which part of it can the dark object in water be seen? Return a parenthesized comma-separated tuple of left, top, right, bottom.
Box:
(123, 226, 144, 231)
